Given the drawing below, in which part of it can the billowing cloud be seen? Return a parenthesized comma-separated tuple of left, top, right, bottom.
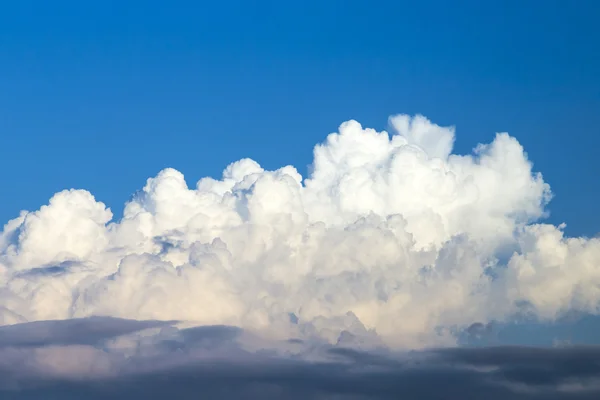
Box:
(0, 114, 598, 349)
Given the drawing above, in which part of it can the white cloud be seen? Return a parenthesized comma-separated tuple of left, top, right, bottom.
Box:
(0, 114, 596, 348)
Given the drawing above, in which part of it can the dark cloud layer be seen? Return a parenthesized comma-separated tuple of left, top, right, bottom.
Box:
(0, 317, 176, 347)
(0, 318, 599, 399)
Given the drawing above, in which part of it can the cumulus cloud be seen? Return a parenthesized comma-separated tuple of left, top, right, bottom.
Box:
(0, 114, 597, 349)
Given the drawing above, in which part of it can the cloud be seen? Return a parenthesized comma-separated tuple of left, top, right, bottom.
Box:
(0, 114, 598, 349)
(0, 317, 176, 347)
(1, 318, 599, 399)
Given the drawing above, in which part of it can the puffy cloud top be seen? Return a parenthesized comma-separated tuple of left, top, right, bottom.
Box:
(0, 114, 595, 348)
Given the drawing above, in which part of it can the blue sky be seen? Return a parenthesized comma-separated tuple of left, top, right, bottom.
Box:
(2, 4, 600, 397)
(1, 0, 598, 236)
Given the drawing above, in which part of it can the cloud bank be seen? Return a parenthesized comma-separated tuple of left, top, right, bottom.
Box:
(1, 318, 600, 399)
(1, 114, 599, 349)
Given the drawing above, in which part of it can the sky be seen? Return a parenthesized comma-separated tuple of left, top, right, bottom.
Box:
(1, 1, 600, 399)
(1, 0, 599, 236)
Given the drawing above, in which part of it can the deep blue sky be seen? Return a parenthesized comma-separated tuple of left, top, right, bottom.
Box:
(1, 0, 598, 237)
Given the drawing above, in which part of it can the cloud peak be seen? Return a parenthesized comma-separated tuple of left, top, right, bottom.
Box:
(0, 114, 597, 349)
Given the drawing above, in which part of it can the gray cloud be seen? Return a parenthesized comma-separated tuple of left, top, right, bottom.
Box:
(0, 318, 599, 399)
(0, 317, 176, 348)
